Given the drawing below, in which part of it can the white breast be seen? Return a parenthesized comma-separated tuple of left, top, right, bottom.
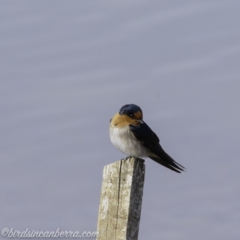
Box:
(109, 125, 148, 157)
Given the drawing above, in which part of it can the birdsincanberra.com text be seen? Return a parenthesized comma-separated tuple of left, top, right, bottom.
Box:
(1, 228, 99, 238)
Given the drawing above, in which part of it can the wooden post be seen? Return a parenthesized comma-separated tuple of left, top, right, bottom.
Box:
(97, 157, 145, 240)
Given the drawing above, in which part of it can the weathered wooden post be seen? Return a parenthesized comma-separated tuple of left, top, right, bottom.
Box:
(97, 157, 145, 240)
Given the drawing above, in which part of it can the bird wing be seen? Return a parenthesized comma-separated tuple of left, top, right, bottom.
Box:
(129, 121, 185, 173)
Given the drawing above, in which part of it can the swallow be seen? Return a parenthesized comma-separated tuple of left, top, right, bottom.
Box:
(109, 104, 185, 173)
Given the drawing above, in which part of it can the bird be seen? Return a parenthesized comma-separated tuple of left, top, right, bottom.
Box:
(109, 104, 185, 173)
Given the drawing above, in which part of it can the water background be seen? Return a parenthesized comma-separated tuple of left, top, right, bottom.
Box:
(1, 1, 240, 239)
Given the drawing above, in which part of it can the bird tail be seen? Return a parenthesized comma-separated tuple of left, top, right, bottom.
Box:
(149, 146, 185, 173)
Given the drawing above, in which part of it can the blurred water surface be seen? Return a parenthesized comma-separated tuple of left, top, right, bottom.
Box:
(1, 1, 240, 239)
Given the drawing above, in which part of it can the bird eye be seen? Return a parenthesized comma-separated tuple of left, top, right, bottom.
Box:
(130, 114, 134, 118)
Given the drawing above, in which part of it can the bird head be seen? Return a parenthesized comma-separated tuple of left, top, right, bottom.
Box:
(119, 104, 143, 121)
